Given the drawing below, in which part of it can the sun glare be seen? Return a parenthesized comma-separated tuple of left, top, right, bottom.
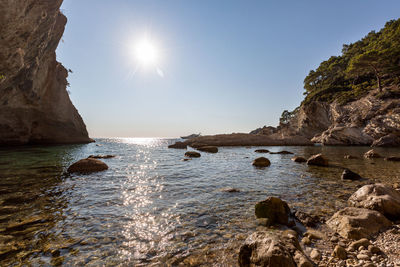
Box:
(134, 39, 158, 66)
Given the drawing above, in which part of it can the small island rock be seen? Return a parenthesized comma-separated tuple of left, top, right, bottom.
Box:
(341, 169, 362, 181)
(68, 158, 108, 173)
(364, 149, 381, 159)
(254, 149, 269, 153)
(168, 142, 187, 149)
(185, 151, 201, 158)
(197, 146, 218, 153)
(252, 157, 271, 167)
(307, 153, 329, 166)
(291, 156, 307, 163)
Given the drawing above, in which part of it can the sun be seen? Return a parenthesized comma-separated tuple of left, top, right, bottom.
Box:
(134, 38, 158, 66)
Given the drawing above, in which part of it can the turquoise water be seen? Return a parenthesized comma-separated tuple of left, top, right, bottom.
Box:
(0, 138, 399, 266)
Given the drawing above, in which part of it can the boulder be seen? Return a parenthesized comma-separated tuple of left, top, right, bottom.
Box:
(291, 156, 307, 163)
(67, 158, 108, 173)
(363, 149, 381, 159)
(372, 134, 400, 147)
(238, 230, 312, 267)
(185, 151, 201, 158)
(385, 156, 400, 162)
(333, 245, 347, 260)
(341, 169, 362, 181)
(306, 154, 329, 167)
(294, 211, 320, 227)
(348, 183, 400, 220)
(255, 149, 269, 153)
(197, 146, 218, 153)
(168, 142, 187, 149)
(252, 157, 271, 167)
(326, 207, 391, 240)
(255, 197, 290, 225)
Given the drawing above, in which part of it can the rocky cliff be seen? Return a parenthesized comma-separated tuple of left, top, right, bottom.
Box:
(257, 86, 400, 147)
(0, 0, 91, 145)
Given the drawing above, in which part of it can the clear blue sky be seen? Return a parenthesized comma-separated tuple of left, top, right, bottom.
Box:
(57, 0, 400, 138)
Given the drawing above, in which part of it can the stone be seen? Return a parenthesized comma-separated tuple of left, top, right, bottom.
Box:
(333, 245, 347, 260)
(344, 155, 359, 159)
(341, 169, 363, 181)
(88, 155, 115, 159)
(254, 149, 269, 153)
(67, 158, 108, 173)
(368, 245, 381, 254)
(304, 229, 325, 240)
(356, 254, 370, 260)
(197, 146, 218, 153)
(0, 0, 92, 145)
(291, 156, 307, 163)
(349, 238, 370, 250)
(294, 211, 320, 227)
(348, 183, 400, 220)
(372, 133, 400, 147)
(326, 207, 391, 240)
(310, 248, 321, 261)
(168, 142, 187, 149)
(220, 188, 240, 193)
(185, 151, 201, 158)
(307, 153, 329, 166)
(302, 236, 311, 245)
(252, 157, 271, 167)
(385, 156, 400, 162)
(254, 197, 290, 225)
(238, 230, 311, 267)
(270, 150, 293, 154)
(364, 149, 382, 159)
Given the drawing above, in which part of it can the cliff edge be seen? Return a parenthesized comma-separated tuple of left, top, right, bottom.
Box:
(0, 0, 91, 145)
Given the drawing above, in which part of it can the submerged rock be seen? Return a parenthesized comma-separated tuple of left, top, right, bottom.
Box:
(372, 133, 400, 147)
(252, 157, 271, 167)
(344, 154, 359, 159)
(220, 187, 240, 193)
(238, 230, 312, 267)
(254, 149, 269, 153)
(269, 150, 293, 154)
(168, 142, 187, 149)
(291, 156, 307, 163)
(348, 183, 400, 220)
(385, 156, 400, 162)
(307, 153, 329, 166)
(364, 149, 381, 159)
(88, 154, 115, 159)
(185, 151, 201, 158)
(67, 158, 108, 173)
(326, 207, 391, 240)
(341, 169, 362, 181)
(197, 146, 218, 153)
(255, 197, 290, 225)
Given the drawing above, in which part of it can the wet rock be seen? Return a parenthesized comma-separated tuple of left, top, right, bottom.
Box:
(372, 133, 400, 147)
(238, 230, 311, 267)
(270, 150, 294, 154)
(304, 229, 325, 240)
(88, 155, 115, 159)
(364, 149, 382, 159)
(67, 158, 108, 173)
(341, 169, 362, 181)
(185, 151, 201, 158)
(182, 158, 191, 161)
(348, 183, 400, 221)
(368, 245, 381, 254)
(168, 142, 187, 149)
(291, 156, 307, 163)
(294, 211, 320, 227)
(385, 156, 400, 162)
(255, 197, 290, 225)
(307, 153, 329, 167)
(254, 149, 269, 153)
(220, 187, 240, 193)
(252, 157, 271, 167)
(197, 146, 218, 153)
(333, 245, 347, 260)
(326, 207, 392, 240)
(344, 154, 359, 159)
(6, 216, 48, 231)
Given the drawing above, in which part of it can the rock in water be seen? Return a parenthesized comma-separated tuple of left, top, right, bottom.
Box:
(68, 158, 108, 173)
(168, 142, 187, 149)
(348, 183, 400, 220)
(291, 156, 307, 163)
(341, 169, 362, 180)
(184, 151, 201, 158)
(252, 157, 271, 167)
(372, 133, 400, 147)
(344, 154, 359, 159)
(238, 230, 312, 267)
(0, 0, 91, 145)
(254, 149, 269, 153)
(385, 156, 400, 161)
(197, 146, 218, 153)
(307, 154, 329, 166)
(326, 207, 391, 240)
(255, 197, 290, 225)
(270, 150, 294, 154)
(88, 155, 115, 159)
(364, 149, 381, 159)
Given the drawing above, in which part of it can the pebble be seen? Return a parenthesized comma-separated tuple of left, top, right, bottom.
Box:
(311, 249, 321, 261)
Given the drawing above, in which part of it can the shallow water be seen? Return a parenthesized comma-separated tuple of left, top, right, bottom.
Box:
(0, 138, 399, 266)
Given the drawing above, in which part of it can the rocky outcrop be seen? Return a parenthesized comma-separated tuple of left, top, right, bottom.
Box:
(255, 197, 290, 225)
(348, 184, 400, 221)
(168, 142, 187, 149)
(326, 207, 391, 240)
(0, 0, 91, 145)
(197, 146, 218, 153)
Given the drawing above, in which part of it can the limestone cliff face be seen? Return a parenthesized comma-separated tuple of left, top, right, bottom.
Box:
(0, 0, 91, 145)
(256, 86, 400, 146)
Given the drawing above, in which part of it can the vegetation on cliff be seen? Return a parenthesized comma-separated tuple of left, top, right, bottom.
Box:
(303, 18, 400, 105)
